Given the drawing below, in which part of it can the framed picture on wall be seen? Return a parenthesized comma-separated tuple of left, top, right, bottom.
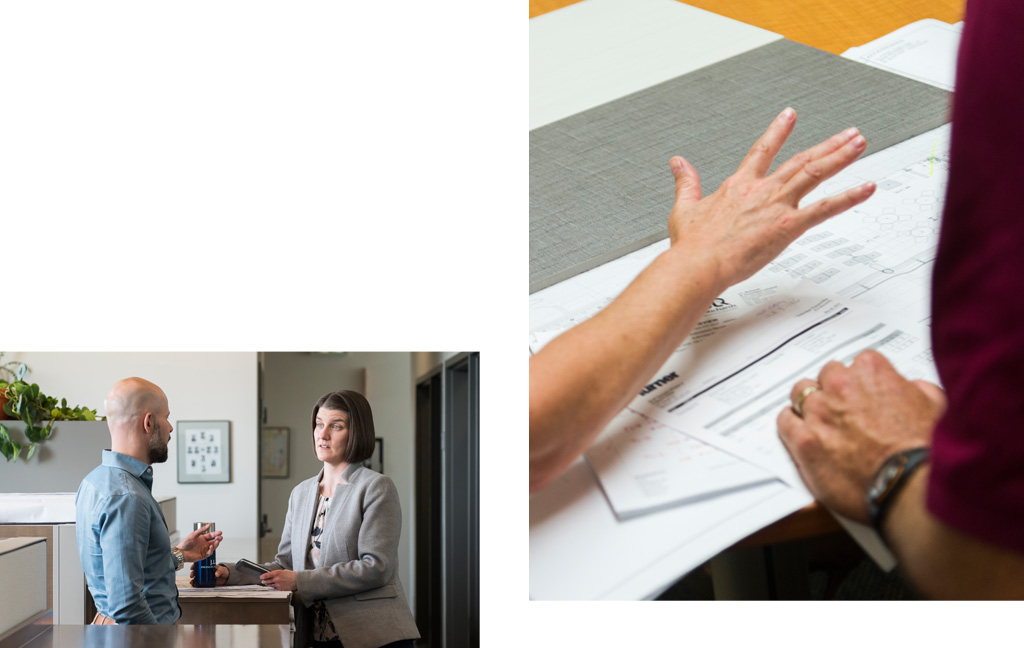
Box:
(177, 420, 231, 483)
(261, 427, 290, 478)
(362, 437, 384, 474)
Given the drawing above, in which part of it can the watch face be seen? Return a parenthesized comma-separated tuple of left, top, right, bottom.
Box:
(869, 461, 903, 502)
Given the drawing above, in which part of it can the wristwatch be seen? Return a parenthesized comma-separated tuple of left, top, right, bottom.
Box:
(171, 547, 185, 571)
(866, 447, 930, 541)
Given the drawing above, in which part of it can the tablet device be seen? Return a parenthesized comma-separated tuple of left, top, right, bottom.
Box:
(235, 558, 271, 579)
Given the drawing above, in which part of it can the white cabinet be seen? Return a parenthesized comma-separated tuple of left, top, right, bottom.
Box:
(0, 537, 47, 637)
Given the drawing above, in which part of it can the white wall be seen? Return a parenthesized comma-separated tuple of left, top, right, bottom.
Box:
(260, 353, 365, 543)
(3, 352, 259, 562)
(261, 352, 417, 609)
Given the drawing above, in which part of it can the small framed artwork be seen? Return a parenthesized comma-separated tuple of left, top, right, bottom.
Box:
(177, 420, 231, 484)
(261, 427, 290, 478)
(361, 437, 384, 474)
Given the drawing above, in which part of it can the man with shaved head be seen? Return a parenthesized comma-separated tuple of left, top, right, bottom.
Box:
(76, 377, 223, 624)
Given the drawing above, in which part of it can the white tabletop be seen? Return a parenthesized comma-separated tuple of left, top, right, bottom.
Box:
(530, 0, 780, 129)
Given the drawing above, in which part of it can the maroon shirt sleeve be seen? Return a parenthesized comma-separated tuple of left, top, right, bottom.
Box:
(926, 0, 1024, 553)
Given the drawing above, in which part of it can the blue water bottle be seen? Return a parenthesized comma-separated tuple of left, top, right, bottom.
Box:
(193, 521, 217, 587)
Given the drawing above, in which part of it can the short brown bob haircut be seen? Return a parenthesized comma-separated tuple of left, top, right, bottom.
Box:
(310, 390, 376, 464)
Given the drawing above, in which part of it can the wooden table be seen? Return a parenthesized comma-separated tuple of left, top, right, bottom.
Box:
(728, 502, 841, 550)
(530, 0, 965, 54)
(176, 575, 291, 626)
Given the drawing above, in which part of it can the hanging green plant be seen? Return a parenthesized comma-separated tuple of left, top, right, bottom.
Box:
(0, 353, 28, 420)
(0, 378, 104, 462)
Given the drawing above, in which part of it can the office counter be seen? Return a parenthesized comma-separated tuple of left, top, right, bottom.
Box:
(175, 574, 291, 626)
(0, 538, 48, 642)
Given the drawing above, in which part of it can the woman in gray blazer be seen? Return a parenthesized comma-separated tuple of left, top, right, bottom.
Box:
(214, 390, 420, 648)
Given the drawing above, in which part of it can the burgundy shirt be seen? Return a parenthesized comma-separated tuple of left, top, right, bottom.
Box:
(926, 0, 1024, 553)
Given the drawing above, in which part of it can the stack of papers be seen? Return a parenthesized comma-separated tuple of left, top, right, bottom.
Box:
(842, 19, 962, 91)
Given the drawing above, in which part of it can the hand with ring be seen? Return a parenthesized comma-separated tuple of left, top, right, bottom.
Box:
(792, 384, 820, 418)
(776, 350, 946, 522)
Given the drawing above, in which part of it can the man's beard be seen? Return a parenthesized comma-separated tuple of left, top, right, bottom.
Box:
(149, 436, 169, 464)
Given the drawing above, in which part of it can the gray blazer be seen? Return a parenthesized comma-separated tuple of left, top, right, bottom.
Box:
(225, 463, 419, 648)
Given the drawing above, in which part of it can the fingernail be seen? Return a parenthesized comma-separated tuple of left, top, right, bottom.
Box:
(779, 107, 794, 122)
(849, 135, 866, 149)
(861, 182, 875, 194)
(842, 127, 858, 140)
(670, 157, 685, 176)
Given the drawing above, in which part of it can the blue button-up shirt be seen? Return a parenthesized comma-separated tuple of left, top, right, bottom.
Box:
(75, 450, 180, 624)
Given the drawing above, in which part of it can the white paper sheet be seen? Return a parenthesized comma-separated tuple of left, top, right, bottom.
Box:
(585, 406, 775, 519)
(777, 124, 951, 329)
(633, 282, 938, 489)
(842, 19, 962, 91)
(529, 457, 809, 599)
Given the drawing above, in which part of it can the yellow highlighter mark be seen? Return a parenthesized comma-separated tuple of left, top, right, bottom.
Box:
(930, 139, 939, 175)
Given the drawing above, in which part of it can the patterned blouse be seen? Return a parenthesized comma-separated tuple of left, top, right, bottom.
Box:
(308, 493, 340, 643)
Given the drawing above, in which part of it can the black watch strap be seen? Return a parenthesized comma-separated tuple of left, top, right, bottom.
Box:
(866, 447, 930, 541)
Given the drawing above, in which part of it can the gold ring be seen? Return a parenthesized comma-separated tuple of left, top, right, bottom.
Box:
(792, 384, 820, 418)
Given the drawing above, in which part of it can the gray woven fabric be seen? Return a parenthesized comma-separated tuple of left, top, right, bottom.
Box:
(529, 39, 952, 293)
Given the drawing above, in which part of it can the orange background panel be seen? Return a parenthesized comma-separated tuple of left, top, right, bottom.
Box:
(529, 0, 965, 54)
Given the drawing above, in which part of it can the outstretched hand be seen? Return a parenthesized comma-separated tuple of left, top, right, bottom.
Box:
(528, 108, 880, 495)
(667, 107, 876, 291)
(177, 524, 223, 563)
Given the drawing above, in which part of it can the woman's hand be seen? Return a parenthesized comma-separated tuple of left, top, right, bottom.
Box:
(261, 569, 298, 591)
(667, 107, 875, 291)
(189, 563, 229, 587)
(529, 108, 876, 494)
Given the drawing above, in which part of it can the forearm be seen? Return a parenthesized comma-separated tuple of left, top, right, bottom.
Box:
(298, 555, 392, 600)
(222, 560, 285, 586)
(884, 467, 1024, 599)
(104, 557, 157, 623)
(529, 246, 722, 492)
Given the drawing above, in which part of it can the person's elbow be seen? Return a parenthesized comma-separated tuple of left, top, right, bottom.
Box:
(108, 600, 156, 625)
(529, 398, 581, 494)
(529, 434, 572, 494)
(363, 557, 393, 590)
(530, 467, 556, 494)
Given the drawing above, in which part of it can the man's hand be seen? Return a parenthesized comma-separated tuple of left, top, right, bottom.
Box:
(189, 562, 228, 587)
(777, 349, 947, 522)
(177, 524, 223, 563)
(260, 569, 298, 591)
(667, 107, 876, 290)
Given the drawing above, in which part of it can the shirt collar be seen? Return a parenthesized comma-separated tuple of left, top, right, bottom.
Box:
(316, 462, 363, 485)
(102, 450, 155, 490)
